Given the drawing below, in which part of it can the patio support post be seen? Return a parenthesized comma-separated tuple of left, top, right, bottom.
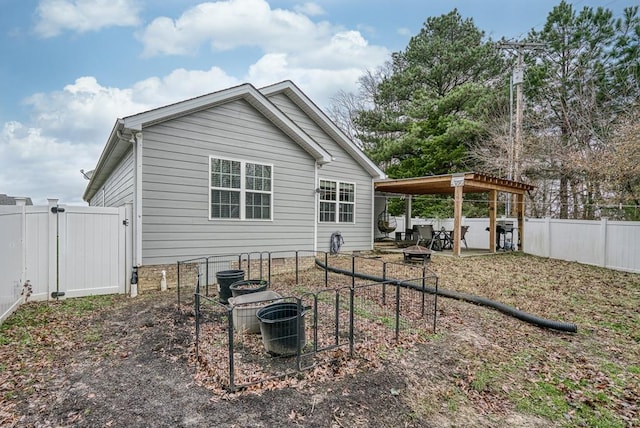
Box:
(404, 195, 412, 234)
(453, 185, 463, 256)
(517, 193, 524, 250)
(489, 190, 497, 253)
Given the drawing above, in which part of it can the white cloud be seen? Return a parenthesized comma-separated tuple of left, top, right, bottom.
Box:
(138, 0, 337, 57)
(291, 30, 389, 69)
(293, 2, 325, 16)
(131, 67, 241, 107)
(246, 53, 368, 108)
(34, 0, 141, 38)
(136, 0, 389, 82)
(25, 77, 142, 142)
(23, 67, 243, 143)
(0, 121, 101, 205)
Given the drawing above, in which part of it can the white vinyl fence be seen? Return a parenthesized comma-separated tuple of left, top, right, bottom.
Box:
(523, 218, 640, 273)
(1, 199, 129, 323)
(392, 216, 640, 274)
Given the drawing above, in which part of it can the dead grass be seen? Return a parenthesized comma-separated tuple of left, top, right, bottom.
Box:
(0, 252, 638, 427)
(190, 251, 639, 426)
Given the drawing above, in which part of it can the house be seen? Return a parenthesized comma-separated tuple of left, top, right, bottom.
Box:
(0, 194, 33, 205)
(83, 80, 385, 281)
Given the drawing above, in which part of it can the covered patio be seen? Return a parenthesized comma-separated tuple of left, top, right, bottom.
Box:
(374, 172, 535, 256)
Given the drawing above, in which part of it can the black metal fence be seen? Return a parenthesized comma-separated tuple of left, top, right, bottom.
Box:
(179, 251, 438, 391)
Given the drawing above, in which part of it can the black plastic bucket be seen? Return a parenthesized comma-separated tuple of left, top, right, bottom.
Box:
(229, 279, 269, 298)
(256, 302, 306, 356)
(216, 269, 245, 304)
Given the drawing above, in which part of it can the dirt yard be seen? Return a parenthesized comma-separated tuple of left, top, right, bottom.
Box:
(1, 252, 638, 427)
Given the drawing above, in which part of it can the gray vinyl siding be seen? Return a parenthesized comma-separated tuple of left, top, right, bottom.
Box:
(89, 150, 134, 207)
(139, 99, 317, 264)
(267, 93, 375, 252)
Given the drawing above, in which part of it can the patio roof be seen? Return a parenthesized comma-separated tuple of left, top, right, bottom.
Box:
(374, 172, 534, 196)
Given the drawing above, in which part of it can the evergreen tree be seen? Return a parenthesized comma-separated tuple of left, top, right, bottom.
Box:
(524, 2, 640, 218)
(354, 9, 505, 180)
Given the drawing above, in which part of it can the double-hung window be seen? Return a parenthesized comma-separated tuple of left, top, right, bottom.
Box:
(319, 179, 355, 223)
(210, 156, 272, 220)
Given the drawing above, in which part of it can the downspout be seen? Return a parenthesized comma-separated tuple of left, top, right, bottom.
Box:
(314, 161, 319, 252)
(132, 132, 143, 268)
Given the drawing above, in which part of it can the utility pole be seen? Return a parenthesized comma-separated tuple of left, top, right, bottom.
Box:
(498, 41, 545, 215)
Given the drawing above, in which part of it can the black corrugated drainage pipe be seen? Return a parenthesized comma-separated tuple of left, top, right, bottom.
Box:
(315, 258, 577, 333)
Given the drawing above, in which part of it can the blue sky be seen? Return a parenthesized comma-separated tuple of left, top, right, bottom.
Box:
(0, 0, 636, 205)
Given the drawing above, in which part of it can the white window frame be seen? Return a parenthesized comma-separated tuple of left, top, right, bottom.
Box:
(209, 155, 273, 221)
(318, 179, 356, 224)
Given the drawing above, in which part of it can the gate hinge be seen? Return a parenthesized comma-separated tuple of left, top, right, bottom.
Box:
(122, 219, 130, 226)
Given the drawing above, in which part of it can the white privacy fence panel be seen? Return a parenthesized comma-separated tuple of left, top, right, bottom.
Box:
(0, 209, 26, 323)
(0, 201, 128, 323)
(604, 221, 640, 272)
(521, 218, 639, 273)
(25, 207, 50, 301)
(549, 220, 602, 266)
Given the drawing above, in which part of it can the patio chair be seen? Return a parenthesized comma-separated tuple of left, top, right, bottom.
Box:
(459, 225, 469, 249)
(442, 225, 469, 250)
(414, 225, 439, 250)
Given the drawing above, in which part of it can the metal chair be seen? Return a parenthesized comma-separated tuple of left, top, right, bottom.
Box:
(414, 225, 440, 250)
(459, 225, 469, 249)
(448, 225, 469, 249)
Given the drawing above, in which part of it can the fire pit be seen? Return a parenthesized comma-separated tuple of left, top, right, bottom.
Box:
(402, 245, 432, 263)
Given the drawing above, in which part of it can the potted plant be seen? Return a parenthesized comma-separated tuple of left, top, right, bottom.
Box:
(229, 279, 269, 297)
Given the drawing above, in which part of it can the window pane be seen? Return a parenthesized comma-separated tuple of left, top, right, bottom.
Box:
(247, 162, 272, 192)
(320, 180, 336, 201)
(339, 203, 354, 223)
(319, 201, 336, 222)
(231, 161, 240, 175)
(211, 158, 241, 190)
(211, 189, 240, 219)
(339, 183, 354, 202)
(246, 192, 271, 219)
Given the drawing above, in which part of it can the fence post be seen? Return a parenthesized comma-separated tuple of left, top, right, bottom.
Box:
(324, 252, 328, 287)
(395, 282, 400, 341)
(204, 257, 209, 297)
(176, 262, 181, 306)
(545, 216, 552, 258)
(15, 198, 27, 292)
(228, 306, 235, 391)
(600, 217, 608, 268)
(194, 278, 200, 365)
(382, 262, 386, 305)
(47, 198, 58, 300)
(351, 255, 355, 288)
(349, 286, 354, 357)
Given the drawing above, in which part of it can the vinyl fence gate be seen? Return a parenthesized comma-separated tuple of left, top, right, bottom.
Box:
(1, 200, 130, 322)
